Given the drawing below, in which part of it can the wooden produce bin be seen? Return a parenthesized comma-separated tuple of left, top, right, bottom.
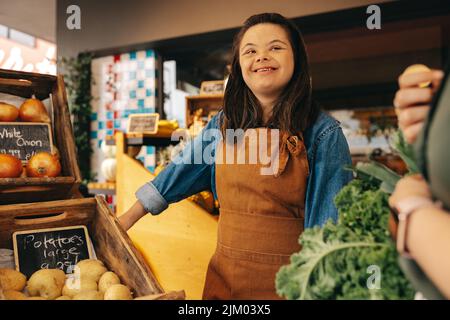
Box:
(0, 69, 81, 204)
(185, 94, 223, 128)
(0, 195, 173, 299)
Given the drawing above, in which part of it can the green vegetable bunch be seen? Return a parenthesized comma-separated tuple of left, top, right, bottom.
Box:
(276, 132, 416, 300)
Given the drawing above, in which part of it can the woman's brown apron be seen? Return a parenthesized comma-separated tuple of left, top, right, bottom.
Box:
(202, 128, 309, 300)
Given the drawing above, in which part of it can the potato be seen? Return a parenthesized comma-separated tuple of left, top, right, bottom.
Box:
(76, 259, 107, 282)
(104, 284, 132, 300)
(0, 268, 27, 291)
(27, 296, 46, 300)
(62, 278, 98, 298)
(98, 271, 121, 293)
(3, 290, 27, 300)
(27, 269, 66, 300)
(56, 295, 71, 300)
(72, 290, 103, 300)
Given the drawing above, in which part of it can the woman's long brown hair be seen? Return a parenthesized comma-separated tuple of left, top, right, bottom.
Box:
(221, 13, 319, 137)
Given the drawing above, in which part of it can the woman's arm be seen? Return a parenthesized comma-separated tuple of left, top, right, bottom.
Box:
(119, 112, 222, 230)
(304, 124, 353, 228)
(389, 175, 450, 298)
(408, 206, 450, 298)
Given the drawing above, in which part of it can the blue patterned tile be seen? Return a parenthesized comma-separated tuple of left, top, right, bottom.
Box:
(146, 147, 155, 155)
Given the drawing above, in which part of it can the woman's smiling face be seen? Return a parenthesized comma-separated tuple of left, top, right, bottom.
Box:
(239, 23, 295, 101)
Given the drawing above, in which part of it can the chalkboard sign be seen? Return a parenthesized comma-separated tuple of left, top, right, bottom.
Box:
(0, 122, 53, 163)
(13, 226, 94, 278)
(127, 113, 159, 134)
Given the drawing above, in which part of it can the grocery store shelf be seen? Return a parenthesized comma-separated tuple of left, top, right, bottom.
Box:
(87, 182, 116, 196)
(105, 132, 182, 147)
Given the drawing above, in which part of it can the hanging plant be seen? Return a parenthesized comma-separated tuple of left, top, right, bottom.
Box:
(60, 53, 95, 190)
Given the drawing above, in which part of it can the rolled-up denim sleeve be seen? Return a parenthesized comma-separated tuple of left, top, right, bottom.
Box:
(136, 113, 221, 215)
(304, 126, 353, 228)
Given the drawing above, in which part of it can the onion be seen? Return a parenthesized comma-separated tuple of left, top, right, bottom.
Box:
(0, 154, 23, 178)
(19, 98, 51, 123)
(0, 102, 19, 122)
(26, 152, 61, 178)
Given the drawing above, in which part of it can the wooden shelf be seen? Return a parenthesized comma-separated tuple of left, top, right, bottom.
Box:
(186, 93, 224, 100)
(186, 94, 223, 128)
(87, 182, 116, 196)
(106, 132, 181, 147)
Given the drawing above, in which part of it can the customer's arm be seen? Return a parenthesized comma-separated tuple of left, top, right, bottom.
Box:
(390, 175, 450, 298)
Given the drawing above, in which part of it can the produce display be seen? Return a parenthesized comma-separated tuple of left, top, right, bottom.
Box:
(0, 102, 19, 122)
(157, 119, 179, 136)
(276, 132, 416, 300)
(25, 152, 62, 178)
(0, 258, 134, 300)
(18, 98, 51, 123)
(27, 269, 66, 300)
(0, 98, 50, 123)
(0, 154, 23, 178)
(0, 97, 61, 178)
(0, 268, 27, 291)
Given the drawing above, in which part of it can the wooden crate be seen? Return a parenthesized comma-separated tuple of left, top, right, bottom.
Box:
(185, 94, 223, 128)
(0, 196, 169, 298)
(0, 69, 81, 204)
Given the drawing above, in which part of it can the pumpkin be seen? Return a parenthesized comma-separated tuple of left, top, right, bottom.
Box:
(101, 158, 116, 182)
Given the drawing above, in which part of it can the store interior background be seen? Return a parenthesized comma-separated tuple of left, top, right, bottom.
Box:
(3, 0, 450, 208)
(2, 0, 450, 299)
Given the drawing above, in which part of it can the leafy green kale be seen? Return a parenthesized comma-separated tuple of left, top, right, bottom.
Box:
(276, 179, 415, 300)
(276, 131, 417, 299)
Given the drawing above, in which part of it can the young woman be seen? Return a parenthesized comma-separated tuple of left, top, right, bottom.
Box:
(119, 13, 352, 299)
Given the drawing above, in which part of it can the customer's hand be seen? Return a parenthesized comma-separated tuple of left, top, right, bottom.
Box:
(393, 68, 444, 144)
(389, 174, 432, 209)
(118, 200, 147, 231)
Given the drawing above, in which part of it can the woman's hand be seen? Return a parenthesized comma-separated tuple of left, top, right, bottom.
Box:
(393, 68, 444, 144)
(388, 174, 433, 249)
(118, 200, 147, 231)
(389, 174, 432, 209)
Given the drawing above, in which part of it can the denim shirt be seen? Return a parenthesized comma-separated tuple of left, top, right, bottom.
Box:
(136, 110, 353, 228)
